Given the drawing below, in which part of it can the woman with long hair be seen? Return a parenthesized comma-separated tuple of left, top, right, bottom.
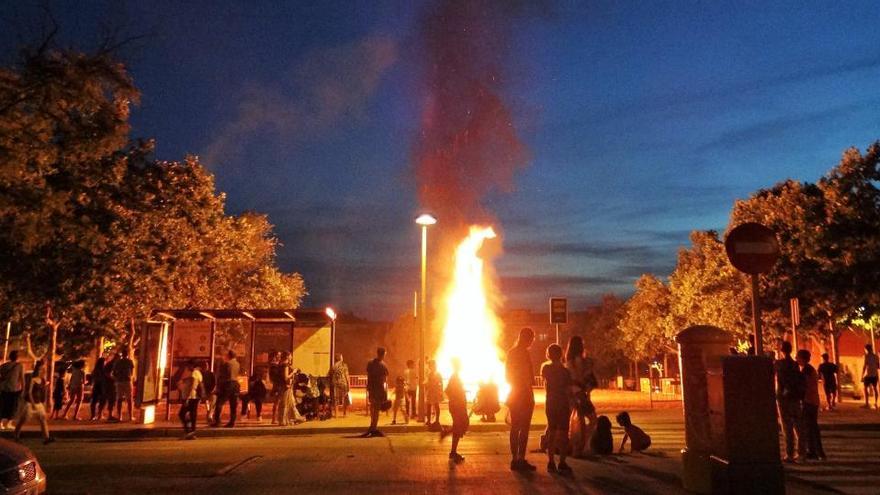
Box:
(566, 336, 598, 457)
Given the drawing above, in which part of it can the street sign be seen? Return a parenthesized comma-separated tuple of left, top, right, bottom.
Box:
(724, 223, 780, 275)
(550, 297, 568, 324)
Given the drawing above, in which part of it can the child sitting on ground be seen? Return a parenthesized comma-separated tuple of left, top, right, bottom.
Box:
(616, 411, 651, 453)
(391, 375, 408, 425)
(590, 415, 614, 455)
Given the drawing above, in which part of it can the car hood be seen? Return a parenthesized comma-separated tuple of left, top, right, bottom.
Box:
(0, 439, 35, 469)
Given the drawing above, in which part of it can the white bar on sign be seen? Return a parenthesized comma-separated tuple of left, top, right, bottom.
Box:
(735, 242, 776, 254)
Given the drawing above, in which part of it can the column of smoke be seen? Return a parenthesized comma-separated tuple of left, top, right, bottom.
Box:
(412, 0, 530, 354)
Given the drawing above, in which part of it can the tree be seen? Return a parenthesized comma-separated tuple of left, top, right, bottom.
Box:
(618, 274, 674, 361)
(581, 294, 628, 378)
(668, 231, 751, 341)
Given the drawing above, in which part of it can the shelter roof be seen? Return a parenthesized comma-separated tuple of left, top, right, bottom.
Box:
(150, 309, 331, 323)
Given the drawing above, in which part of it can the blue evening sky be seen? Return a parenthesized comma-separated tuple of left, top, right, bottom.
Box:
(4, 1, 879, 319)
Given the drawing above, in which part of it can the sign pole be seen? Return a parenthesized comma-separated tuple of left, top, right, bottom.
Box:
(751, 273, 763, 356)
(555, 323, 560, 345)
(789, 298, 799, 351)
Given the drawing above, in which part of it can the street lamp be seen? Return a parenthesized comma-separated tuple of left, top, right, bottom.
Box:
(415, 213, 436, 423)
(325, 307, 338, 416)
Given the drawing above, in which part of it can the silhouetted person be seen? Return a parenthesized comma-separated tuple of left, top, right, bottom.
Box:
(439, 358, 468, 464)
(112, 347, 135, 422)
(616, 411, 651, 453)
(590, 415, 613, 455)
(862, 344, 879, 409)
(363, 347, 388, 437)
(542, 343, 572, 474)
(797, 350, 825, 460)
(775, 341, 805, 462)
(0, 350, 24, 430)
(506, 327, 536, 472)
(816, 353, 838, 411)
(213, 350, 240, 427)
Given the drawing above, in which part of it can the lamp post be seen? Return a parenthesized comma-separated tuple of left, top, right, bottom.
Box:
(415, 213, 436, 423)
(325, 307, 338, 416)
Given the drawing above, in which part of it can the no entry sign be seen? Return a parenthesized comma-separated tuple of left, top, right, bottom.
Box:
(724, 223, 780, 275)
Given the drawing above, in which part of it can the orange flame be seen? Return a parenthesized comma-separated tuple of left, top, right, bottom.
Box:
(435, 225, 508, 400)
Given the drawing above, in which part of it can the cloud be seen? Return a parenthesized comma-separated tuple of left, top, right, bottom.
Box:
(505, 240, 657, 260)
(203, 36, 397, 167)
(500, 274, 623, 293)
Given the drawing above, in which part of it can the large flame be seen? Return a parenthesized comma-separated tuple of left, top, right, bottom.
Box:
(435, 225, 508, 400)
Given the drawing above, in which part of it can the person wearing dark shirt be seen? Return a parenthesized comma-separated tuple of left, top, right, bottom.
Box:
(14, 360, 54, 444)
(590, 415, 613, 455)
(213, 350, 241, 427)
(506, 327, 536, 472)
(439, 358, 468, 464)
(362, 347, 389, 437)
(816, 353, 838, 411)
(775, 341, 805, 462)
(541, 344, 572, 474)
(797, 350, 826, 460)
(112, 347, 136, 422)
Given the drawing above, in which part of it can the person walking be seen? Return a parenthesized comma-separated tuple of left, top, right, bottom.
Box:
(362, 347, 388, 437)
(178, 360, 202, 439)
(331, 354, 350, 418)
(816, 353, 838, 411)
(861, 344, 879, 409)
(13, 360, 54, 444)
(541, 344, 572, 474)
(775, 341, 806, 462)
(112, 347, 136, 422)
(797, 350, 826, 460)
(213, 350, 240, 427)
(506, 327, 536, 472)
(62, 360, 86, 420)
(0, 351, 25, 430)
(439, 358, 468, 464)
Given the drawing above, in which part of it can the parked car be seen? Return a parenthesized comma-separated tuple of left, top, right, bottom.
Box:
(0, 439, 46, 494)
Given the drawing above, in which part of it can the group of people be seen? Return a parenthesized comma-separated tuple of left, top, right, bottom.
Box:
(357, 327, 651, 473)
(775, 341, 827, 462)
(0, 348, 137, 444)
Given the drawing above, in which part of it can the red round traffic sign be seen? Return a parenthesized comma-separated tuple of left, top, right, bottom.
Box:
(724, 223, 780, 274)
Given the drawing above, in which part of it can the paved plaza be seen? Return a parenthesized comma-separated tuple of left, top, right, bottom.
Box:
(15, 402, 880, 494)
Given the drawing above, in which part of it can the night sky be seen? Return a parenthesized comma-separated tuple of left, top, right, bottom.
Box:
(4, 1, 880, 320)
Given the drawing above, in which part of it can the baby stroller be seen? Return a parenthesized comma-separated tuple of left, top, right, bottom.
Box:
(315, 376, 333, 421)
(293, 371, 318, 420)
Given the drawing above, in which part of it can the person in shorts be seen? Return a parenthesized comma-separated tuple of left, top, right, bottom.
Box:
(62, 360, 86, 420)
(816, 353, 838, 411)
(862, 344, 879, 409)
(506, 327, 536, 472)
(391, 375, 408, 425)
(541, 344, 572, 474)
(439, 358, 468, 464)
(425, 359, 443, 428)
(112, 347, 136, 421)
(14, 360, 54, 444)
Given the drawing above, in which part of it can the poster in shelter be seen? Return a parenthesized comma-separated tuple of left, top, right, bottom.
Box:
(137, 322, 166, 406)
(252, 322, 293, 375)
(292, 324, 331, 377)
(173, 320, 212, 358)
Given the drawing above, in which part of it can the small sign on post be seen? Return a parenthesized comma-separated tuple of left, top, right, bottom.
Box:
(550, 297, 567, 345)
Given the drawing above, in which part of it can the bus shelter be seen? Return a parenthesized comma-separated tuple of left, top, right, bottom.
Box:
(145, 308, 337, 421)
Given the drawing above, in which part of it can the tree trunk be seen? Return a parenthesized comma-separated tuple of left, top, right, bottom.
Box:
(47, 323, 58, 410)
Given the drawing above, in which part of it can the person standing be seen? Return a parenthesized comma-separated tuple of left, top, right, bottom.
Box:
(178, 360, 202, 439)
(425, 360, 443, 427)
(13, 360, 54, 444)
(243, 369, 269, 421)
(102, 351, 118, 421)
(861, 344, 879, 409)
(213, 350, 240, 427)
(0, 351, 25, 430)
(362, 347, 388, 437)
(565, 336, 597, 457)
(797, 350, 826, 460)
(88, 357, 107, 421)
(200, 361, 216, 424)
(541, 344, 572, 474)
(404, 359, 417, 421)
(112, 347, 136, 422)
(816, 353, 838, 411)
(62, 360, 86, 420)
(331, 354, 350, 418)
(439, 358, 468, 464)
(506, 327, 536, 472)
(775, 341, 805, 463)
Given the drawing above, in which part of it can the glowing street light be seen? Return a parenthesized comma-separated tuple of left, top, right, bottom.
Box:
(415, 213, 436, 422)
